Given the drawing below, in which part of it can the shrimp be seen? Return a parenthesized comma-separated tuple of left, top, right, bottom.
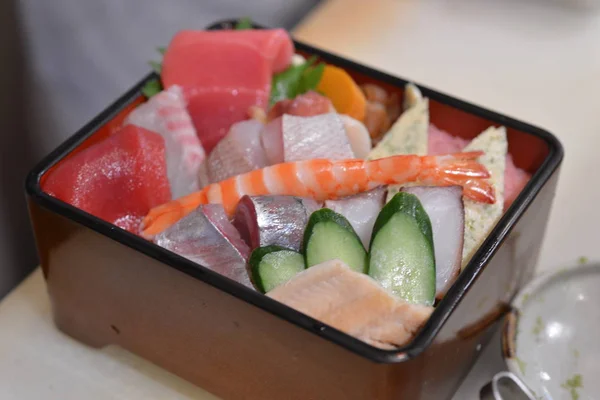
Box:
(141, 152, 494, 238)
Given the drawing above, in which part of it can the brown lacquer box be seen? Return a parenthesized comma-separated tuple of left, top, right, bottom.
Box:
(25, 20, 563, 400)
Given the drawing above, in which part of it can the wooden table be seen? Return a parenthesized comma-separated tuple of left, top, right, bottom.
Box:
(1, 1, 599, 398)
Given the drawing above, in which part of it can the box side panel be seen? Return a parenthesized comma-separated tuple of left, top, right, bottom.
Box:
(29, 201, 435, 399)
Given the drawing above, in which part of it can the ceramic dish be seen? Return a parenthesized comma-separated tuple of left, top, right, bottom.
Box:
(482, 263, 600, 399)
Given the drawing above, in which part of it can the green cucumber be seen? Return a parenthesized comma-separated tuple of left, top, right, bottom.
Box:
(249, 246, 305, 293)
(303, 208, 367, 273)
(368, 192, 436, 305)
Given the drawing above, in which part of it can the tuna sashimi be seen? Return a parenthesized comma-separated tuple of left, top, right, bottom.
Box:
(163, 39, 271, 93)
(155, 204, 253, 288)
(324, 187, 386, 249)
(186, 87, 269, 153)
(267, 91, 334, 121)
(43, 125, 170, 233)
(428, 124, 530, 209)
(267, 259, 434, 349)
(402, 186, 464, 299)
(125, 85, 205, 199)
(201, 120, 268, 185)
(261, 113, 355, 164)
(233, 195, 321, 251)
(161, 29, 294, 153)
(165, 29, 293, 74)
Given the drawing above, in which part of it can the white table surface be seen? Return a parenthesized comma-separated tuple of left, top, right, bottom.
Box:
(2, 1, 599, 399)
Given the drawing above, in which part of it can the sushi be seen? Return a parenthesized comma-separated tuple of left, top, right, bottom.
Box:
(40, 23, 533, 351)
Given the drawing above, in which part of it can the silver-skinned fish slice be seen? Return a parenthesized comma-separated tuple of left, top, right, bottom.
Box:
(402, 186, 464, 299)
(155, 204, 253, 288)
(232, 195, 321, 251)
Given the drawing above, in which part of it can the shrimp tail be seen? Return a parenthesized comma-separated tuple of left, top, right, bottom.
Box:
(428, 151, 495, 203)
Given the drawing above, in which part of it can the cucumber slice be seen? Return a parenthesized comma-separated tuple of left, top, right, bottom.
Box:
(368, 192, 436, 305)
(303, 208, 368, 273)
(249, 245, 305, 293)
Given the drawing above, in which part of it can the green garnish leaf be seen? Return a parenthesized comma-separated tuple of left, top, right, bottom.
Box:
(235, 17, 253, 30)
(269, 56, 326, 105)
(298, 62, 325, 94)
(270, 64, 308, 105)
(157, 47, 166, 55)
(149, 60, 162, 74)
(141, 79, 162, 99)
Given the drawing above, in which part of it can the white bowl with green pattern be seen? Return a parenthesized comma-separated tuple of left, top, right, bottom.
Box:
(501, 263, 600, 400)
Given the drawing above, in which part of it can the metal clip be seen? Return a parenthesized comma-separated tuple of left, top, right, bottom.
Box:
(480, 371, 537, 400)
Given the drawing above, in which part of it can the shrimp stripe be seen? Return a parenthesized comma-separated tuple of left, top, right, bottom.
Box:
(311, 159, 338, 199)
(241, 168, 269, 196)
(217, 178, 240, 215)
(295, 162, 320, 198)
(272, 162, 303, 196)
(335, 159, 369, 193)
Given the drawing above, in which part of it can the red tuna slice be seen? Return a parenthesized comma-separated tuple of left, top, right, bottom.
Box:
(43, 125, 171, 233)
(154, 204, 253, 289)
(267, 91, 334, 121)
(187, 87, 269, 153)
(162, 37, 271, 93)
(233, 195, 321, 252)
(166, 29, 293, 73)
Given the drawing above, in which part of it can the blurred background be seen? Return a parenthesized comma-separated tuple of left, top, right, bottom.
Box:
(0, 0, 321, 299)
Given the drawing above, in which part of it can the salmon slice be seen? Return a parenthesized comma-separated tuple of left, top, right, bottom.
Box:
(267, 260, 434, 349)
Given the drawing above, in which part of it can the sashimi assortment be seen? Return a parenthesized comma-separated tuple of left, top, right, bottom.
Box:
(41, 21, 533, 350)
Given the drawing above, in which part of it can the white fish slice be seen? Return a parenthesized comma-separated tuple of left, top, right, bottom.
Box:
(324, 186, 386, 249)
(282, 113, 355, 162)
(402, 186, 464, 299)
(262, 113, 356, 164)
(339, 115, 372, 158)
(155, 204, 253, 288)
(202, 120, 269, 184)
(125, 85, 205, 199)
(267, 259, 434, 349)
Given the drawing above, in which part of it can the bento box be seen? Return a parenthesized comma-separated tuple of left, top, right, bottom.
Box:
(25, 19, 563, 400)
